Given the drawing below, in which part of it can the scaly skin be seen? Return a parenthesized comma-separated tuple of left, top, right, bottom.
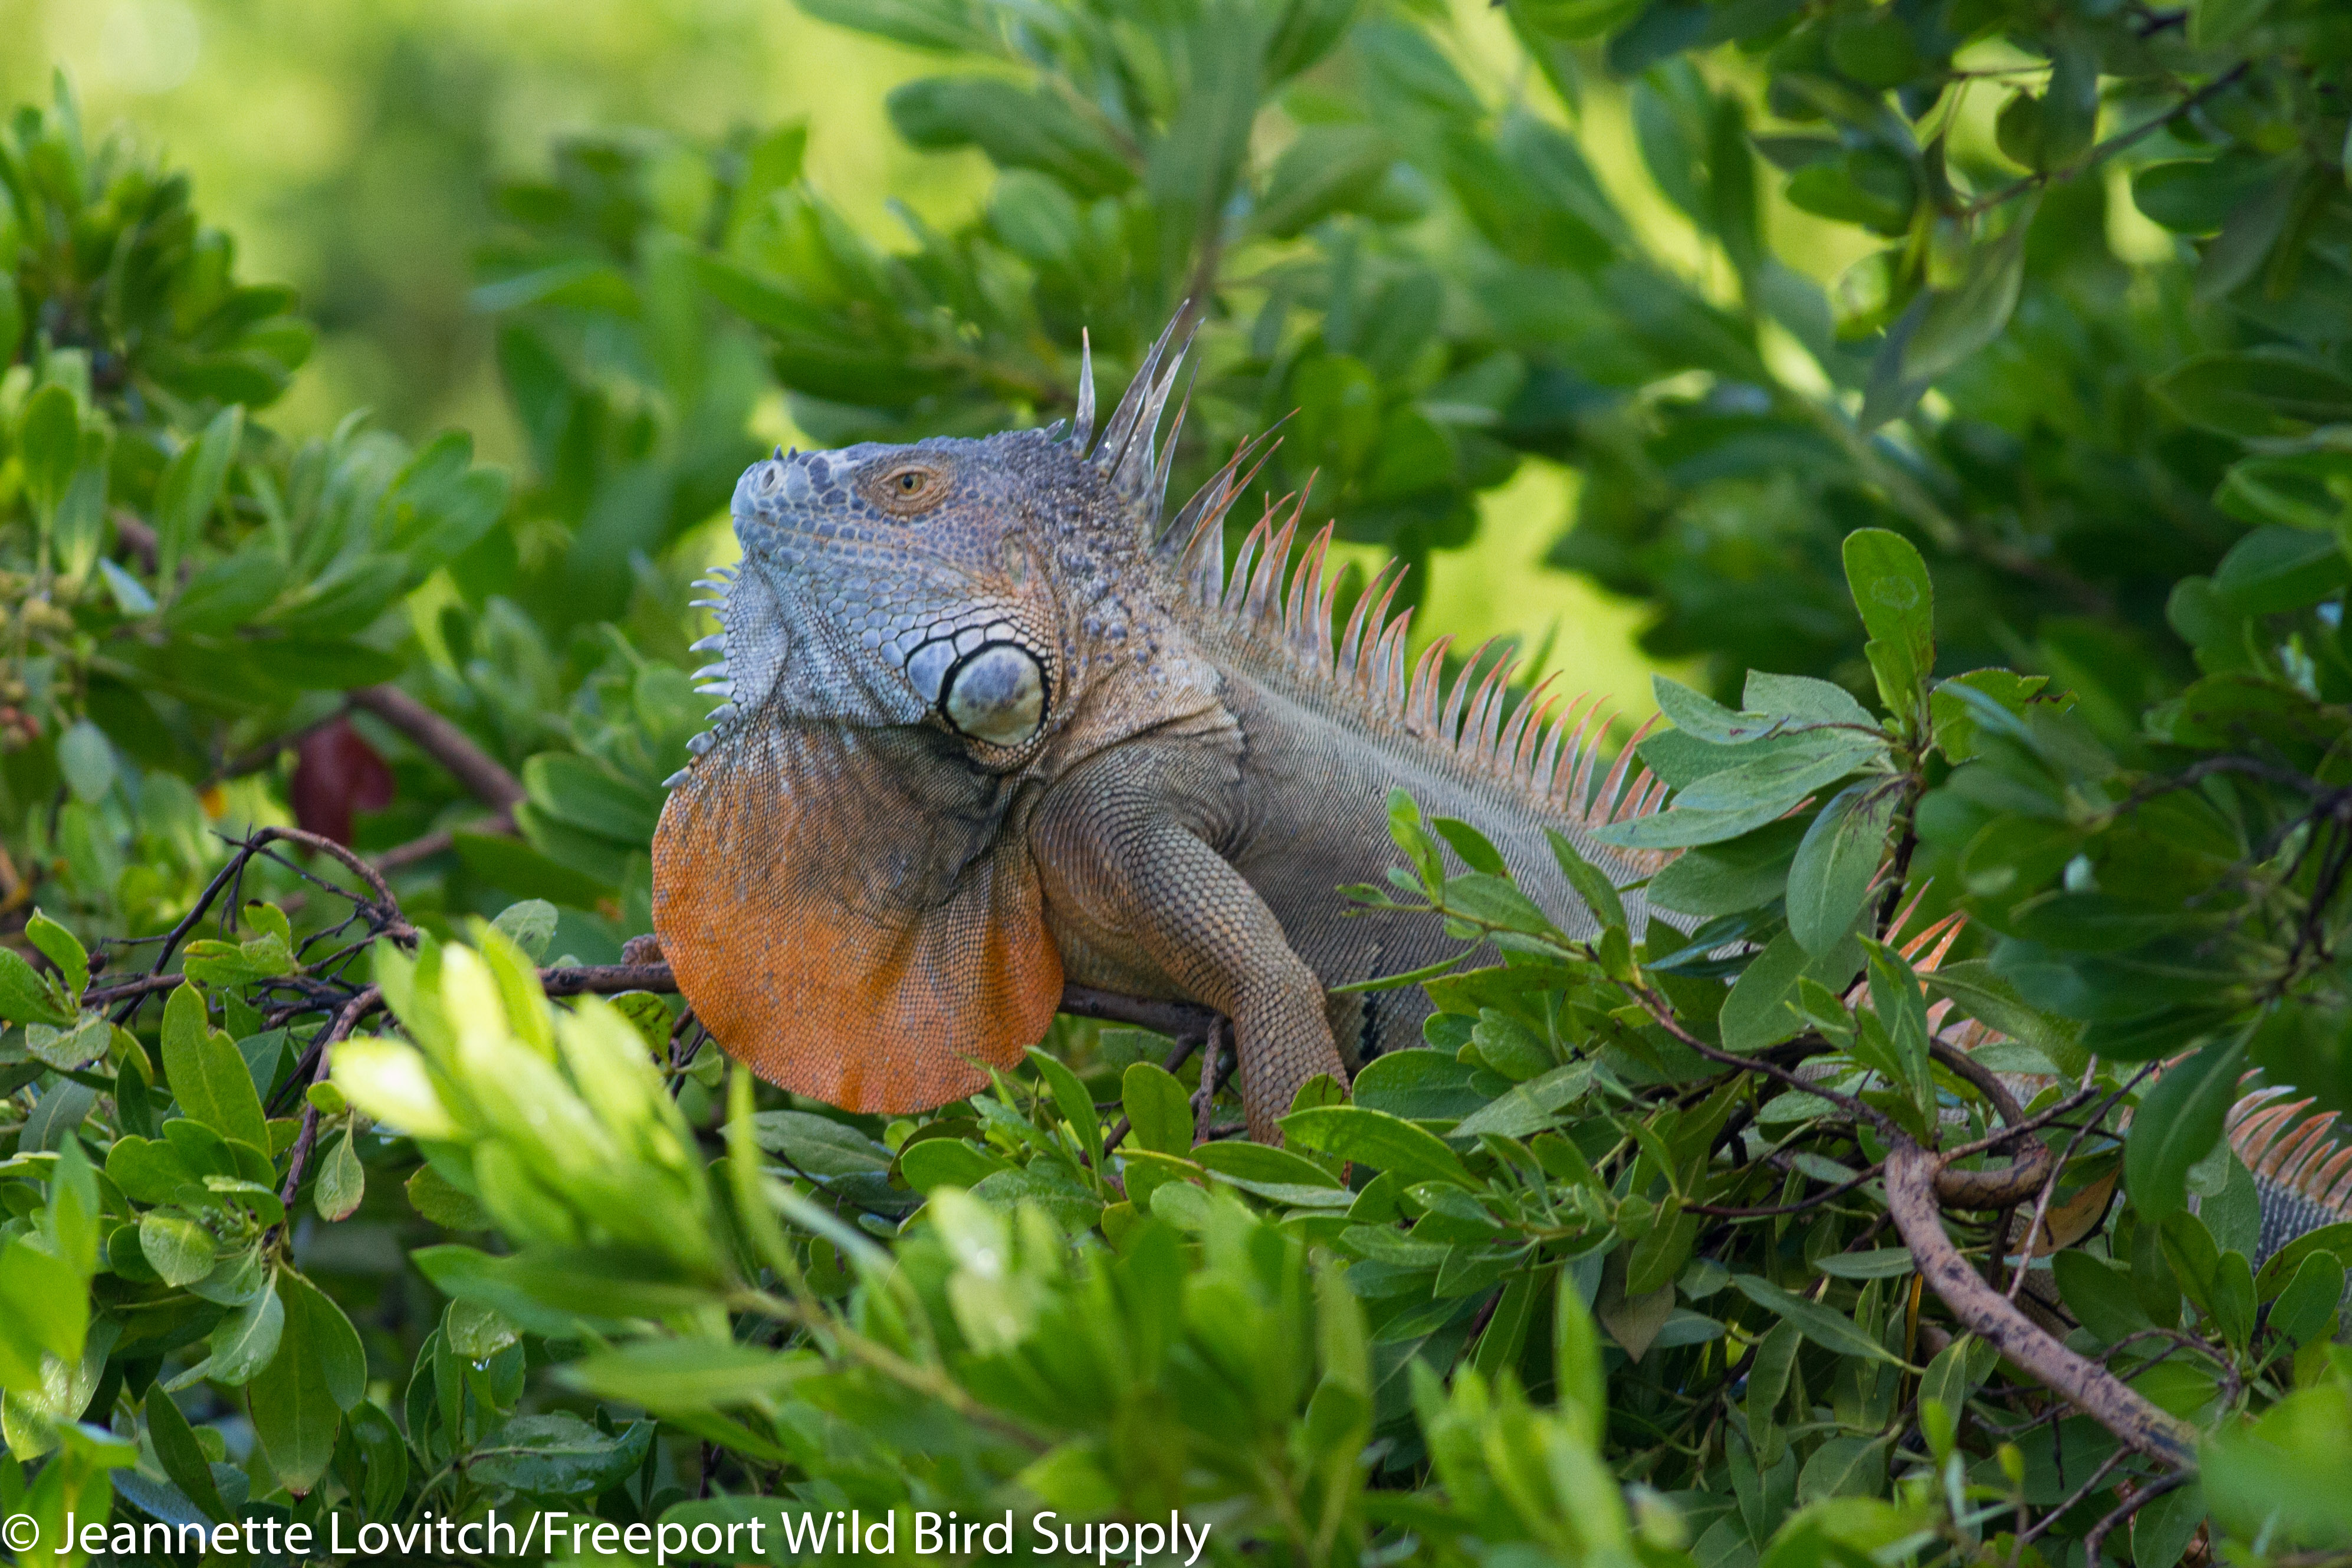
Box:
(649, 321, 1668, 1141)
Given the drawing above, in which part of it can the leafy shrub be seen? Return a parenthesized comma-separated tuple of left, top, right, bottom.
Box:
(4, 0, 2352, 1559)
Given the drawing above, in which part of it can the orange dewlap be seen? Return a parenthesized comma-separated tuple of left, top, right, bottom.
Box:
(649, 724, 1062, 1113)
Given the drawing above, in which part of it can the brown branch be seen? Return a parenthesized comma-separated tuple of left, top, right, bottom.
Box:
(2081, 1471, 2194, 1564)
(347, 686, 525, 811)
(1056, 984, 1221, 1042)
(273, 985, 385, 1228)
(1884, 1138, 2199, 1470)
(1926, 1039, 2055, 1209)
(540, 962, 677, 997)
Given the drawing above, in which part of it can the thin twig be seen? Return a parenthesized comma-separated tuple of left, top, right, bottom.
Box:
(1957, 62, 2253, 218)
(2081, 1471, 2193, 1563)
(1626, 984, 1898, 1138)
(2007, 1059, 2102, 1303)
(2016, 1443, 2135, 1550)
(273, 985, 384, 1220)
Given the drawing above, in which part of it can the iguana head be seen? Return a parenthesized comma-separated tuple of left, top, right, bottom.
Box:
(651, 319, 1226, 1113)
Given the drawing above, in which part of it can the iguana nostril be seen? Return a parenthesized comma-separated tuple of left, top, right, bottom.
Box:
(942, 644, 1046, 747)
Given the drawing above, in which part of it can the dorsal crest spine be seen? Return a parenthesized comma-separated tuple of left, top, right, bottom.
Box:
(1161, 442, 1673, 862)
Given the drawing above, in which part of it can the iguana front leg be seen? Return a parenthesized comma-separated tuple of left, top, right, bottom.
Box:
(1032, 758, 1347, 1144)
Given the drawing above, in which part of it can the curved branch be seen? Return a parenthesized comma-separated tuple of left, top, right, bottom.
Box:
(347, 686, 525, 811)
(1884, 1138, 2199, 1470)
(1927, 1039, 2056, 1209)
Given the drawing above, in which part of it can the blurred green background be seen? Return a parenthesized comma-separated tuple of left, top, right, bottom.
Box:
(0, 0, 1667, 712)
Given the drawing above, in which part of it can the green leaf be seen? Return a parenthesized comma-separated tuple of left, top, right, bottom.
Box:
(348, 1401, 409, 1520)
(1796, 1435, 1888, 1503)
(2190, 0, 2276, 47)
(465, 1412, 655, 1496)
(144, 1388, 231, 1523)
(313, 1130, 365, 1223)
(2126, 1031, 2248, 1222)
(106, 1135, 202, 1207)
(153, 404, 244, 590)
(2153, 349, 2352, 440)
(1811, 1248, 1917, 1280)
(25, 1014, 110, 1071)
(1653, 675, 1778, 744)
(0, 942, 71, 1025)
(750, 1110, 891, 1178)
(1280, 1105, 1474, 1186)
(2052, 1251, 2151, 1344)
(898, 1136, 1011, 1192)
(171, 1277, 282, 1391)
(1352, 1048, 1488, 1120)
(793, 0, 994, 54)
(1720, 931, 1865, 1051)
(406, 1162, 491, 1231)
(139, 1214, 218, 1288)
(1250, 124, 1396, 239)
(0, 1234, 87, 1373)
(2268, 1254, 2346, 1347)
(521, 753, 659, 844)
(1785, 783, 1894, 955)
(1121, 1061, 1194, 1156)
(1514, 0, 1647, 40)
(888, 77, 1133, 198)
(1898, 200, 2035, 389)
(161, 984, 269, 1151)
(491, 899, 559, 962)
(19, 383, 81, 522)
(1730, 1273, 1905, 1365)
(564, 1340, 814, 1413)
(1433, 817, 1508, 875)
(24, 911, 88, 1001)
(2134, 1481, 2207, 1568)
(1451, 1061, 1593, 1139)
(1667, 731, 1884, 815)
(1743, 672, 1876, 729)
(1027, 1046, 1103, 1169)
(1919, 1332, 1998, 1416)
(1195, 1140, 1345, 1190)
(1842, 529, 1935, 716)
(1546, 829, 1627, 931)
(165, 546, 288, 637)
(248, 1270, 364, 1493)
(1554, 1264, 1607, 1439)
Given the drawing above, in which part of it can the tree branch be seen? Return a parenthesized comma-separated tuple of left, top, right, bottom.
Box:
(1884, 1138, 2199, 1470)
(346, 686, 525, 812)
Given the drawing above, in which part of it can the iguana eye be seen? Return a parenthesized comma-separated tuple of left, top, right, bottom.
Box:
(866, 461, 951, 515)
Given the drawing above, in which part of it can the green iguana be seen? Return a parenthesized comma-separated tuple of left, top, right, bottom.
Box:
(648, 318, 1670, 1143)
(643, 317, 2352, 1277)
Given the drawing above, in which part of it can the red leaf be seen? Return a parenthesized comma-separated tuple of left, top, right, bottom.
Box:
(291, 719, 396, 845)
